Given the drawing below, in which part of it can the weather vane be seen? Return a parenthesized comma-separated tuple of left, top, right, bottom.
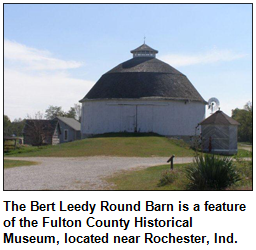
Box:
(144, 36, 146, 44)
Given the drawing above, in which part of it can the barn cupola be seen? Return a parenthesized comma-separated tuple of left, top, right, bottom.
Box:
(130, 43, 158, 58)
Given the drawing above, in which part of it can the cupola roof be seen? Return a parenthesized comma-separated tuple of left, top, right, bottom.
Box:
(130, 43, 158, 58)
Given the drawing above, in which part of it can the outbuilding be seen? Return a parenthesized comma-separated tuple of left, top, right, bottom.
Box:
(54, 116, 81, 143)
(80, 43, 206, 138)
(199, 110, 240, 155)
(23, 120, 61, 146)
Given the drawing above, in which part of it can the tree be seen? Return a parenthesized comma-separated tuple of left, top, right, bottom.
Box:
(73, 104, 82, 122)
(4, 115, 11, 136)
(24, 120, 53, 146)
(10, 118, 25, 137)
(27, 111, 44, 120)
(65, 104, 82, 121)
(4, 115, 25, 137)
(65, 107, 76, 119)
(244, 101, 252, 112)
(45, 106, 64, 119)
(232, 101, 252, 143)
(44, 104, 81, 121)
(25, 112, 50, 146)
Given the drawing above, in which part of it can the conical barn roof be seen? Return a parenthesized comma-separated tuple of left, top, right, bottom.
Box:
(81, 45, 206, 103)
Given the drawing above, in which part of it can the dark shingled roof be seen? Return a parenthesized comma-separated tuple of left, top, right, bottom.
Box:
(199, 111, 240, 125)
(107, 57, 181, 74)
(131, 44, 158, 53)
(81, 55, 206, 103)
(23, 120, 59, 135)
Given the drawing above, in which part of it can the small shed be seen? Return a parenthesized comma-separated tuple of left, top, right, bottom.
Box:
(199, 110, 240, 155)
(23, 120, 61, 146)
(54, 117, 81, 143)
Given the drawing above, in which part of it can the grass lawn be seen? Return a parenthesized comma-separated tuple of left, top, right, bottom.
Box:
(106, 160, 252, 191)
(106, 163, 190, 190)
(4, 159, 39, 169)
(237, 143, 252, 155)
(227, 161, 252, 190)
(4, 133, 195, 157)
(235, 149, 252, 158)
(4, 133, 251, 159)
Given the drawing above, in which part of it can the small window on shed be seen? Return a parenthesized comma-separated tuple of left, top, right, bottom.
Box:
(64, 129, 68, 141)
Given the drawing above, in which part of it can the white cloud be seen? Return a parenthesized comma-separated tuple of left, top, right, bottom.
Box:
(4, 40, 82, 70)
(159, 49, 247, 67)
(4, 69, 94, 120)
(4, 40, 94, 120)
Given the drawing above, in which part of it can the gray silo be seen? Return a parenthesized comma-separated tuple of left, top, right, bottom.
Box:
(199, 110, 240, 155)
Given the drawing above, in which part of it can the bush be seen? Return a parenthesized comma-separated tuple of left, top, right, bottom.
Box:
(186, 154, 240, 190)
(157, 170, 178, 187)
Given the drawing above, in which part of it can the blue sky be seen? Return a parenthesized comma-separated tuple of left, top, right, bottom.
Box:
(4, 4, 252, 120)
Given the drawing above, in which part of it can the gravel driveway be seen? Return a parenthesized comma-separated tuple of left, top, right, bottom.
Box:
(4, 156, 193, 190)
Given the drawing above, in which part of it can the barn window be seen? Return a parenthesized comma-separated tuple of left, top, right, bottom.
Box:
(64, 129, 68, 141)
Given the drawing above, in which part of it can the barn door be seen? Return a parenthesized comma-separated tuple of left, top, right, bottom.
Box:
(121, 105, 136, 132)
(137, 105, 153, 133)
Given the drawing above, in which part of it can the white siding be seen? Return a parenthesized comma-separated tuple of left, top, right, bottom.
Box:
(81, 99, 205, 137)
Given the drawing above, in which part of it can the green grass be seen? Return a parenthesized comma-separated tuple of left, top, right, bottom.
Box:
(236, 149, 252, 158)
(106, 160, 252, 191)
(228, 159, 252, 190)
(106, 163, 190, 190)
(4, 133, 250, 159)
(4, 133, 195, 157)
(4, 159, 39, 169)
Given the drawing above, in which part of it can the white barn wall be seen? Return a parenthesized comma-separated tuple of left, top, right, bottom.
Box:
(81, 99, 205, 137)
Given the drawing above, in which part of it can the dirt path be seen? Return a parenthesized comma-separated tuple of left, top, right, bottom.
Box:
(4, 156, 193, 190)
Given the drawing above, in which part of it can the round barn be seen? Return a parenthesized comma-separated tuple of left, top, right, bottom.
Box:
(199, 110, 240, 155)
(80, 43, 206, 138)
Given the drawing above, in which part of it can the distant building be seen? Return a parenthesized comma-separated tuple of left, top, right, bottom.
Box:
(80, 43, 206, 138)
(54, 117, 81, 143)
(23, 120, 61, 146)
(199, 110, 240, 155)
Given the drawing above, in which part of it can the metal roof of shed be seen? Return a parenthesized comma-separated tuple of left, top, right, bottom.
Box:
(199, 110, 240, 126)
(56, 117, 81, 131)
